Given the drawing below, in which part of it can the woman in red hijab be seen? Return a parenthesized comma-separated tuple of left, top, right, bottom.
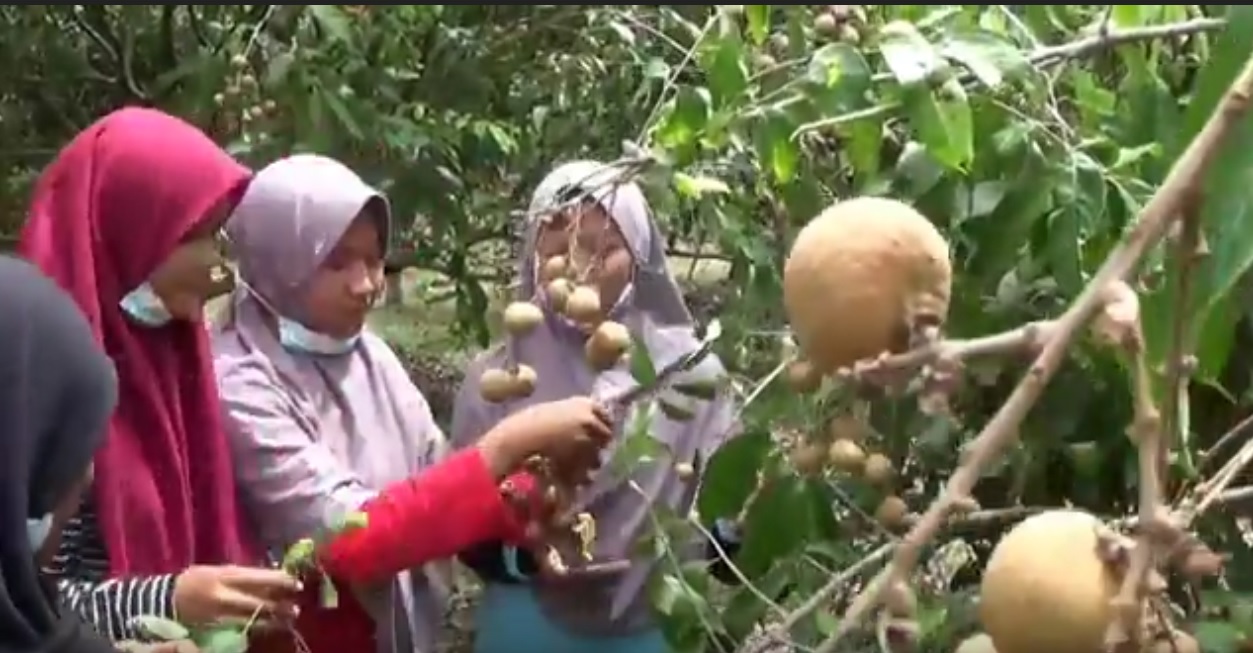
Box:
(18, 107, 301, 643)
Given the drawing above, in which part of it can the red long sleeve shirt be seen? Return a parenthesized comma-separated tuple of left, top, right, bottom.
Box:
(250, 447, 532, 653)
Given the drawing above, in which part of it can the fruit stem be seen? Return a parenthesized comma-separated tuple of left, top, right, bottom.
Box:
(811, 48, 1253, 653)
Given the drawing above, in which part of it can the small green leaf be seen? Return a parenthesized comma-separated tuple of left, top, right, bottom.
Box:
(673, 172, 731, 199)
(198, 627, 248, 653)
(610, 409, 671, 476)
(671, 376, 724, 400)
(940, 30, 1029, 89)
(308, 5, 352, 42)
(657, 398, 697, 421)
(877, 20, 945, 87)
(902, 78, 973, 171)
(744, 6, 771, 46)
(320, 575, 339, 609)
(332, 511, 369, 534)
(134, 615, 189, 641)
(628, 339, 657, 385)
(281, 537, 316, 572)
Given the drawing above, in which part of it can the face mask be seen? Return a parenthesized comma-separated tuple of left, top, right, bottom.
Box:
(119, 282, 173, 327)
(27, 514, 52, 551)
(278, 316, 361, 356)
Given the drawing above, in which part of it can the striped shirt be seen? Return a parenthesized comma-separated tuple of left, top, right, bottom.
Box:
(46, 496, 179, 642)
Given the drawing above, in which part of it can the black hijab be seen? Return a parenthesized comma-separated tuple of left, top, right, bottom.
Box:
(0, 256, 119, 653)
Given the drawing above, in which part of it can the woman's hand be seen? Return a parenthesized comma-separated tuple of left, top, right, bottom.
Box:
(477, 397, 613, 480)
(172, 565, 302, 626)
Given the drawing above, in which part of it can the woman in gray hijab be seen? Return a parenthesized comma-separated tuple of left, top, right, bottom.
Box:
(451, 161, 740, 653)
(211, 154, 614, 653)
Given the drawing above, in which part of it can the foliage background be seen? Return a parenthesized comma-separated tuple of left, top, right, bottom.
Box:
(7, 4, 1253, 652)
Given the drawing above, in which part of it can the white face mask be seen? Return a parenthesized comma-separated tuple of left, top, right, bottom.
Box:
(27, 513, 52, 551)
(118, 282, 173, 327)
(235, 275, 363, 356)
(277, 317, 361, 356)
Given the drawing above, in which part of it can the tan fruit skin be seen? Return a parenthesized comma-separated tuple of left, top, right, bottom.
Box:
(783, 197, 952, 374)
(979, 510, 1118, 653)
(953, 633, 998, 653)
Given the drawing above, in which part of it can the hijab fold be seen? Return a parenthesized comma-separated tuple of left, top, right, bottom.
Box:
(0, 256, 119, 653)
(18, 107, 258, 576)
(213, 155, 449, 653)
(451, 161, 738, 636)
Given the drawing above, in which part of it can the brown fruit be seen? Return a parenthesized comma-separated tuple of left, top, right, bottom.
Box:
(827, 414, 868, 442)
(782, 197, 951, 374)
(875, 496, 909, 529)
(565, 285, 602, 324)
(585, 320, 631, 371)
(503, 301, 544, 336)
(827, 439, 866, 472)
(862, 453, 894, 485)
(479, 368, 516, 403)
(790, 443, 828, 474)
(883, 580, 917, 618)
(952, 633, 997, 653)
(814, 13, 839, 36)
(786, 359, 822, 393)
(541, 255, 569, 282)
(546, 278, 574, 312)
(511, 364, 537, 398)
(980, 510, 1119, 653)
(1151, 632, 1199, 653)
(839, 24, 861, 44)
(230, 54, 248, 68)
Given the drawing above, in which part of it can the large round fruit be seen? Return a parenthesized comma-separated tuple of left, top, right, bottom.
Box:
(782, 197, 951, 373)
(979, 510, 1118, 653)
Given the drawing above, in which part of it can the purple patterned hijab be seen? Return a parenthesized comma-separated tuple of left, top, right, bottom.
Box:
(211, 155, 450, 653)
(451, 161, 737, 636)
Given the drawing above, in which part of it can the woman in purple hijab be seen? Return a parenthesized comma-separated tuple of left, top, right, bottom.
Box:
(451, 161, 740, 653)
(211, 154, 614, 653)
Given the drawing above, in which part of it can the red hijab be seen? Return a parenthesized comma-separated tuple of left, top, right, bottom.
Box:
(18, 107, 258, 575)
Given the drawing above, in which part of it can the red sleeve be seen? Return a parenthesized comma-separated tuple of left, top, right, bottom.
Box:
(319, 448, 532, 583)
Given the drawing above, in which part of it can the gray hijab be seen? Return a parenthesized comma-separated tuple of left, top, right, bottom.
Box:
(451, 161, 737, 636)
(211, 155, 449, 653)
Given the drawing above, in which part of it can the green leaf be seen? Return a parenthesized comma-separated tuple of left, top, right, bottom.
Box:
(744, 6, 771, 46)
(320, 575, 339, 609)
(702, 38, 748, 108)
(696, 429, 771, 521)
(197, 627, 248, 653)
(877, 20, 945, 87)
(673, 172, 731, 199)
(628, 338, 657, 385)
(735, 475, 811, 576)
(320, 88, 364, 141)
(134, 615, 189, 641)
(940, 29, 1029, 89)
(611, 407, 671, 476)
(755, 111, 799, 184)
(308, 5, 352, 42)
(901, 78, 973, 170)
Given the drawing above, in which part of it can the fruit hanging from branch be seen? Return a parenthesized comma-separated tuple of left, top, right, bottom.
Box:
(782, 197, 952, 375)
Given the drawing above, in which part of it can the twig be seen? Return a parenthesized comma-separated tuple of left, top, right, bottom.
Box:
(1198, 411, 1253, 467)
(1160, 197, 1205, 485)
(836, 320, 1055, 382)
(812, 49, 1253, 653)
(1106, 310, 1165, 649)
